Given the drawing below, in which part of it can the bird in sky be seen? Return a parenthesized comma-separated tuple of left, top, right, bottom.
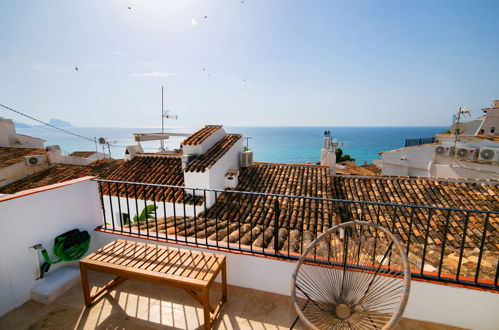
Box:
(128, 6, 131, 9)
(204, 16, 208, 19)
(75, 66, 78, 71)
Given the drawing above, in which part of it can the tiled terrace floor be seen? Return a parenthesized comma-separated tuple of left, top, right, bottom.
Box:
(0, 271, 465, 330)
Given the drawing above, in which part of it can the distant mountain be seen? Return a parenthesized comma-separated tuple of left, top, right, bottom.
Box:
(48, 118, 73, 127)
(14, 121, 31, 128)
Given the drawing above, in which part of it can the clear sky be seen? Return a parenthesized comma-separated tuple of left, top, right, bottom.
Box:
(0, 0, 498, 127)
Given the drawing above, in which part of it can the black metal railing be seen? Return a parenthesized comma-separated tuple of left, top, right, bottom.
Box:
(405, 137, 436, 147)
(94, 179, 498, 291)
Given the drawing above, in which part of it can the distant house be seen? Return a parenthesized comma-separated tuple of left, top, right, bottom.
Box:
(0, 118, 45, 149)
(375, 100, 499, 180)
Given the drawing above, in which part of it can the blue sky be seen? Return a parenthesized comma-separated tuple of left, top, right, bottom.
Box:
(0, 0, 498, 127)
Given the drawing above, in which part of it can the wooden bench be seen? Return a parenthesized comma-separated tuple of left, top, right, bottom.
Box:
(79, 239, 227, 329)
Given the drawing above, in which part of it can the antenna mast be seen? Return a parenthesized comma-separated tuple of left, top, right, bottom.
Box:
(160, 86, 165, 151)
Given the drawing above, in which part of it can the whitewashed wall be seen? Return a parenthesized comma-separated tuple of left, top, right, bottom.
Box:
(95, 231, 499, 330)
(182, 128, 225, 155)
(102, 195, 204, 227)
(0, 161, 49, 188)
(380, 140, 499, 179)
(0, 179, 102, 316)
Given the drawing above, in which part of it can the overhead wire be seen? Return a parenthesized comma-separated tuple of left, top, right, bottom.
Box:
(0, 103, 129, 149)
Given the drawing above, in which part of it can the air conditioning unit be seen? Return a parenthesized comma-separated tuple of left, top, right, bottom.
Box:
(434, 145, 454, 157)
(455, 147, 479, 161)
(241, 150, 253, 167)
(25, 155, 45, 166)
(478, 147, 499, 163)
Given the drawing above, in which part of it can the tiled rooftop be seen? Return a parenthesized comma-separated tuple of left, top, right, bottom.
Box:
(186, 134, 242, 172)
(0, 159, 124, 194)
(0, 146, 46, 169)
(99, 155, 202, 204)
(331, 176, 498, 211)
(68, 151, 97, 158)
(182, 125, 223, 146)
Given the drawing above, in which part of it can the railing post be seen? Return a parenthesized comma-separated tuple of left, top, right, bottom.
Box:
(274, 198, 279, 253)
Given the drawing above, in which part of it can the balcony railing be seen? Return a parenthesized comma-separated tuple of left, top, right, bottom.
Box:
(94, 179, 498, 291)
(405, 137, 436, 147)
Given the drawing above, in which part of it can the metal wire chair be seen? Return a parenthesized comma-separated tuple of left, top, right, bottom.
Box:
(291, 221, 411, 329)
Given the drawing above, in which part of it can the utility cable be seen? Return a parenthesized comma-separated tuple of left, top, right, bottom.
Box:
(0, 103, 128, 148)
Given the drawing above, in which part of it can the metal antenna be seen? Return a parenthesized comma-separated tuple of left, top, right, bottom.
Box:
(244, 136, 252, 149)
(160, 86, 165, 151)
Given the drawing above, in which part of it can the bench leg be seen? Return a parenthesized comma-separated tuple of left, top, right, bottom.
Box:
(79, 263, 92, 307)
(202, 288, 211, 330)
(221, 259, 227, 302)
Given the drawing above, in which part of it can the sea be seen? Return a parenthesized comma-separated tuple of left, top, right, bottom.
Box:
(16, 126, 447, 165)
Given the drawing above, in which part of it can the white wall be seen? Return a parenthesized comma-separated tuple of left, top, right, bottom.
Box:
(206, 137, 243, 205)
(94, 231, 499, 330)
(405, 281, 499, 329)
(102, 195, 204, 228)
(15, 134, 45, 149)
(0, 161, 49, 188)
(0, 179, 102, 316)
(183, 136, 243, 207)
(0, 119, 45, 149)
(182, 128, 225, 155)
(380, 138, 499, 179)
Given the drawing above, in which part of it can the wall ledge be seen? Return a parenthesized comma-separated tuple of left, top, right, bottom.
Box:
(0, 176, 95, 203)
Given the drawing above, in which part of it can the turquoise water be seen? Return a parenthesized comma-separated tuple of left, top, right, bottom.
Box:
(17, 126, 447, 164)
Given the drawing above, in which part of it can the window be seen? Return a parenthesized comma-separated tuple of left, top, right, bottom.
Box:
(116, 212, 130, 224)
(491, 127, 496, 134)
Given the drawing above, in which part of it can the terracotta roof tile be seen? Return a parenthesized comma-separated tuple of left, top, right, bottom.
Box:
(100, 155, 201, 204)
(185, 134, 242, 172)
(0, 158, 123, 194)
(182, 125, 223, 145)
(104, 155, 183, 185)
(68, 151, 97, 158)
(140, 164, 498, 256)
(0, 147, 46, 169)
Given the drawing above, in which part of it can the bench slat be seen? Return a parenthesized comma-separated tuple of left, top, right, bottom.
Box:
(81, 239, 225, 288)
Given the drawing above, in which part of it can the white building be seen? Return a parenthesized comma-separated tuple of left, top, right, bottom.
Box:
(0, 118, 46, 149)
(102, 125, 245, 227)
(375, 101, 499, 179)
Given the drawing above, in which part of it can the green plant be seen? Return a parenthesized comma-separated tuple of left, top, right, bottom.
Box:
(443, 129, 451, 134)
(336, 148, 355, 162)
(130, 204, 158, 223)
(243, 146, 250, 151)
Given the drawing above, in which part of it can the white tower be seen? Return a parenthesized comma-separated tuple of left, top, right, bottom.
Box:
(320, 130, 337, 174)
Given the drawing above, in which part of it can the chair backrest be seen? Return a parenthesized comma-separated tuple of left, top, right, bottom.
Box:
(291, 221, 411, 329)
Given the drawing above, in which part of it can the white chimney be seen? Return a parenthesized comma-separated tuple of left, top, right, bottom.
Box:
(225, 169, 239, 189)
(124, 145, 144, 161)
(320, 130, 336, 174)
